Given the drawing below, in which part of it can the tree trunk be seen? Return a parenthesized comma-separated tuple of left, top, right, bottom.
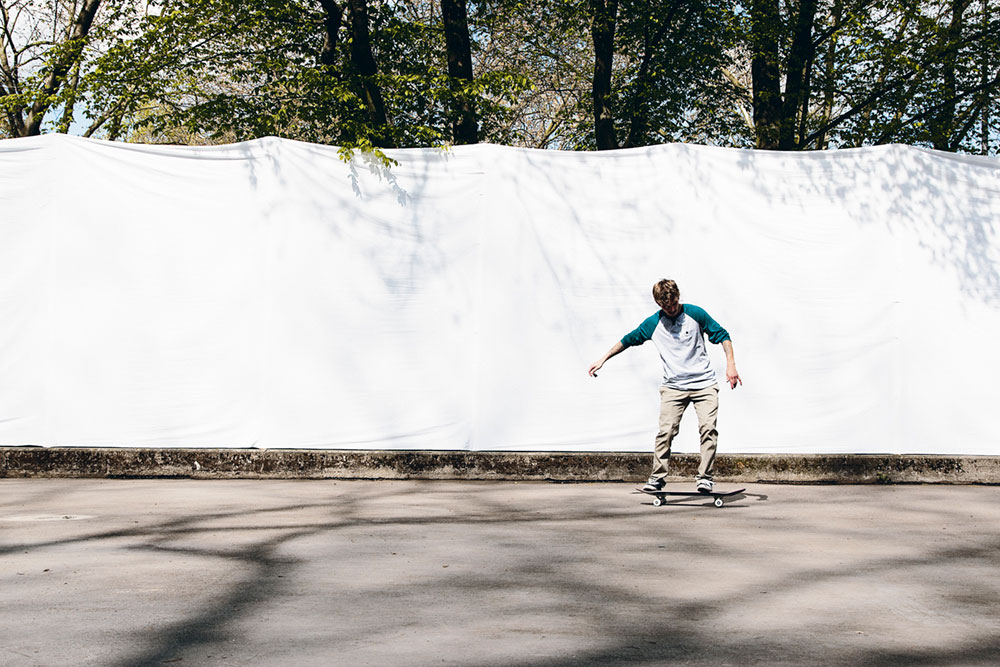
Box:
(623, 2, 686, 148)
(441, 0, 478, 144)
(0, 12, 26, 137)
(623, 56, 651, 149)
(797, 51, 813, 146)
(932, 0, 971, 150)
(0, 79, 26, 136)
(982, 0, 990, 154)
(750, 0, 782, 149)
(853, 12, 910, 145)
(816, 0, 842, 149)
(318, 0, 345, 67)
(56, 61, 83, 134)
(107, 111, 123, 142)
(23, 0, 103, 136)
(779, 0, 817, 149)
(347, 0, 391, 144)
(590, 0, 619, 150)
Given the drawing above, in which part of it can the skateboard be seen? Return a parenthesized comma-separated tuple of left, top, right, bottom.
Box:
(635, 487, 746, 507)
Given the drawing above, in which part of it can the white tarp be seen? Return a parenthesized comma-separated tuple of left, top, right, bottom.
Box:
(1, 134, 999, 453)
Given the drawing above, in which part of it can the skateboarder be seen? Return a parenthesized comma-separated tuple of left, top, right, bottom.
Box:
(588, 279, 741, 493)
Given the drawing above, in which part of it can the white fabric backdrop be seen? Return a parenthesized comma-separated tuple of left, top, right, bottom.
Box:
(1, 135, 999, 453)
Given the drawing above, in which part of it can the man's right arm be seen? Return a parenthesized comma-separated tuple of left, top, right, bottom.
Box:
(589, 341, 626, 377)
(589, 312, 659, 377)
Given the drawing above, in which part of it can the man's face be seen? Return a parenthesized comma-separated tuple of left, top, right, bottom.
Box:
(660, 300, 682, 317)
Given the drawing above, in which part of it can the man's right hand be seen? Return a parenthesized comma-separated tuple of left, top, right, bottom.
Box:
(590, 342, 626, 377)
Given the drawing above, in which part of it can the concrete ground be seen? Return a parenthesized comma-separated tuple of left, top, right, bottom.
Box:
(1, 480, 998, 667)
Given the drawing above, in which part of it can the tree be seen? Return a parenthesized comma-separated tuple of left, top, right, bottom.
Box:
(5, 0, 998, 156)
(482, 0, 741, 150)
(74, 0, 528, 153)
(614, 0, 742, 148)
(0, 0, 121, 138)
(441, 0, 477, 143)
(583, 0, 742, 150)
(590, 0, 618, 149)
(741, 0, 1000, 151)
(470, 0, 592, 148)
(346, 0, 391, 144)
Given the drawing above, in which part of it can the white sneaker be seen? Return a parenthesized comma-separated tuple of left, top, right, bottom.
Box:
(642, 477, 665, 492)
(696, 478, 714, 494)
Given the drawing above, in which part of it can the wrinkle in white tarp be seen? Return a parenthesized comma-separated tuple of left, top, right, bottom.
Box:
(1, 135, 999, 453)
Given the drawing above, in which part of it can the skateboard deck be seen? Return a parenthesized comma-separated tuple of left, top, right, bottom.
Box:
(634, 487, 746, 507)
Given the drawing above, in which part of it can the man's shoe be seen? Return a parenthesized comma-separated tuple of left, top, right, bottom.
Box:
(696, 478, 714, 494)
(642, 478, 665, 492)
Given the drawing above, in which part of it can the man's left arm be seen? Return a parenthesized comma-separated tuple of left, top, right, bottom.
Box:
(684, 304, 742, 390)
(721, 340, 741, 389)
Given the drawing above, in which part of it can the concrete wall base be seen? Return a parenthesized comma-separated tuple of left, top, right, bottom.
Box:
(2, 448, 999, 483)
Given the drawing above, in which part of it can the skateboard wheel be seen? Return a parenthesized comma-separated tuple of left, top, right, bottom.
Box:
(652, 497, 663, 507)
(714, 498, 724, 508)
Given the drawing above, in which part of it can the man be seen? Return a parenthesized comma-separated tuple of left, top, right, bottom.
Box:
(588, 279, 741, 493)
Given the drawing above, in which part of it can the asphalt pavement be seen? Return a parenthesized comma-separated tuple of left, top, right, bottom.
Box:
(2, 479, 998, 666)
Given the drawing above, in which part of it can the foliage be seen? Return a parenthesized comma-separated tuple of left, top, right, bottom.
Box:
(608, 0, 744, 148)
(2, 0, 999, 154)
(733, 0, 1000, 151)
(825, 0, 1000, 151)
(1, 0, 148, 138)
(472, 0, 746, 149)
(81, 0, 531, 153)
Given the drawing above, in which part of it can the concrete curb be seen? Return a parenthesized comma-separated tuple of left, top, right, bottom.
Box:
(1, 448, 999, 483)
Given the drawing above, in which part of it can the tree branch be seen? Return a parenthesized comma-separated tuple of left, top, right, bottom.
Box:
(804, 18, 1000, 146)
(950, 93, 989, 149)
(871, 67, 1000, 145)
(23, 0, 102, 136)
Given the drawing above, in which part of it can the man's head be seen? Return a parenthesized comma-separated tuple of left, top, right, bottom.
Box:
(652, 279, 681, 316)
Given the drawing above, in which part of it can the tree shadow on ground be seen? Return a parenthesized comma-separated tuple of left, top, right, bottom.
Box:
(3, 481, 999, 667)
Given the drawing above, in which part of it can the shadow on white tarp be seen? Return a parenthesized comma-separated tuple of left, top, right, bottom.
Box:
(1, 135, 998, 453)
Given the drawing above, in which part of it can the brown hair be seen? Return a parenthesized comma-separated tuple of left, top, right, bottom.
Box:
(652, 279, 680, 309)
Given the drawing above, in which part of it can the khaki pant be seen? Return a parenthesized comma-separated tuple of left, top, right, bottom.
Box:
(650, 384, 719, 482)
